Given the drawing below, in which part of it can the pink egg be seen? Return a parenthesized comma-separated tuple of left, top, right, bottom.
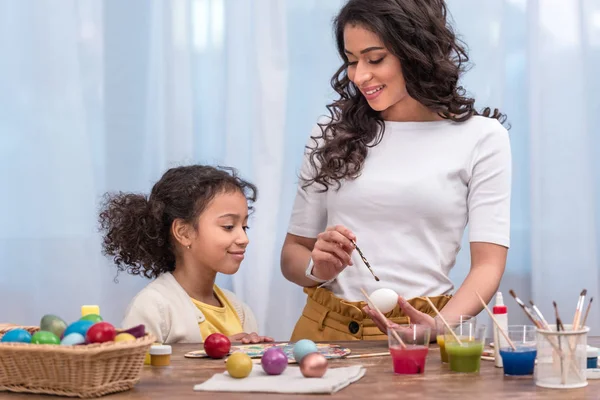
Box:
(300, 353, 328, 378)
(261, 347, 288, 375)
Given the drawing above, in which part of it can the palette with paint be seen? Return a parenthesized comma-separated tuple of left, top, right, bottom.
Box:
(185, 342, 351, 364)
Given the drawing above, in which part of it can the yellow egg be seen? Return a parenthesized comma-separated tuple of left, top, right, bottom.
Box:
(114, 333, 136, 343)
(226, 352, 253, 379)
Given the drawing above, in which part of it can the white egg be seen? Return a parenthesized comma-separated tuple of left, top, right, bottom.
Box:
(369, 288, 398, 314)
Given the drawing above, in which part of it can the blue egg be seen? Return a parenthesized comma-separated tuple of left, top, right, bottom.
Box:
(63, 320, 94, 338)
(293, 339, 318, 363)
(1, 329, 32, 343)
(61, 332, 86, 346)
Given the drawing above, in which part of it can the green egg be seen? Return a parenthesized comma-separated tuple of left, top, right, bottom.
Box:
(40, 315, 68, 338)
(31, 330, 60, 345)
(80, 314, 103, 323)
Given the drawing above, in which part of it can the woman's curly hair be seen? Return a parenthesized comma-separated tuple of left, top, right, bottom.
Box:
(304, 0, 507, 191)
(99, 165, 257, 279)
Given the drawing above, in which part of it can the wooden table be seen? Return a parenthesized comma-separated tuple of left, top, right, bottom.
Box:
(4, 338, 599, 399)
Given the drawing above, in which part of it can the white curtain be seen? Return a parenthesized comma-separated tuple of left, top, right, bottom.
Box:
(1, 0, 598, 339)
(445, 0, 600, 335)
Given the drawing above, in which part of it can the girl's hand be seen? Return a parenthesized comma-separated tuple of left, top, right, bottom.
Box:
(229, 332, 274, 344)
(310, 225, 356, 281)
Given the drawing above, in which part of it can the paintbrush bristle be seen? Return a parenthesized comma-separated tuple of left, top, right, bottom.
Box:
(529, 300, 535, 306)
(582, 297, 594, 327)
(581, 289, 587, 296)
(510, 290, 526, 307)
(553, 301, 565, 331)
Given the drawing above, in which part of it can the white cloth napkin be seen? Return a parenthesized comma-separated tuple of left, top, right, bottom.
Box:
(193, 365, 366, 394)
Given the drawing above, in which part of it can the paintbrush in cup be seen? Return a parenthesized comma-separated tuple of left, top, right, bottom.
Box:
(529, 300, 550, 330)
(351, 240, 380, 281)
(509, 290, 543, 328)
(553, 301, 565, 331)
(572, 289, 587, 330)
(360, 287, 405, 348)
(581, 297, 594, 328)
(554, 301, 566, 384)
(423, 297, 462, 345)
(475, 292, 516, 351)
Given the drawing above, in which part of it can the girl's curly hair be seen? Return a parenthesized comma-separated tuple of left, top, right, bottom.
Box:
(99, 165, 257, 279)
(304, 0, 507, 191)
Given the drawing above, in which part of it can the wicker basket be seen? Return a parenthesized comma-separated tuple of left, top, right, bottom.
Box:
(0, 326, 156, 398)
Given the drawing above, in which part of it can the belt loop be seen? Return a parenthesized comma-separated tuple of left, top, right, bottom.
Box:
(318, 310, 330, 331)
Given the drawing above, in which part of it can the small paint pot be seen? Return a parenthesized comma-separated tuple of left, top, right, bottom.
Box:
(150, 344, 172, 367)
(587, 346, 598, 369)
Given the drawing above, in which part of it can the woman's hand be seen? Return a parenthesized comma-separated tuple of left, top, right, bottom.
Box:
(229, 332, 274, 344)
(310, 225, 356, 281)
(363, 296, 436, 338)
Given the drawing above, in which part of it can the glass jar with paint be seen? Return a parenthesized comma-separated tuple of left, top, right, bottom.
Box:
(444, 323, 486, 373)
(435, 315, 476, 363)
(388, 324, 431, 375)
(499, 325, 537, 376)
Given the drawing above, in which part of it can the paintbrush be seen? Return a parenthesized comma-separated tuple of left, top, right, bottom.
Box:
(581, 297, 594, 328)
(554, 301, 566, 384)
(529, 300, 550, 330)
(553, 301, 565, 331)
(360, 288, 405, 348)
(476, 292, 516, 350)
(509, 290, 543, 328)
(351, 240, 380, 281)
(344, 352, 390, 359)
(572, 289, 587, 330)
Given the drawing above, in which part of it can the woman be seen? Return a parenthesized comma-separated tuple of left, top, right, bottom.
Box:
(281, 0, 511, 341)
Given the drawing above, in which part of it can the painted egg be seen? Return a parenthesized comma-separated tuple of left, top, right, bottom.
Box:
(1, 329, 32, 343)
(86, 322, 116, 343)
(80, 314, 103, 323)
(40, 315, 68, 339)
(63, 320, 94, 338)
(61, 332, 86, 346)
(204, 333, 231, 359)
(226, 352, 253, 379)
(122, 324, 146, 338)
(31, 330, 60, 345)
(261, 347, 288, 375)
(299, 352, 328, 378)
(369, 288, 398, 314)
(293, 339, 318, 363)
(114, 333, 136, 343)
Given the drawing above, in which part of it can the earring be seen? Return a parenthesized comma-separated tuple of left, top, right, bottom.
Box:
(186, 245, 191, 249)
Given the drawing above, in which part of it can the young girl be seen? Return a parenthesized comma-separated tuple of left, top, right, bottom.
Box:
(281, 0, 511, 341)
(100, 165, 273, 344)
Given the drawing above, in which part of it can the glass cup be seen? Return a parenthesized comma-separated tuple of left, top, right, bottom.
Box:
(535, 324, 589, 389)
(444, 323, 486, 373)
(499, 325, 537, 376)
(435, 315, 476, 363)
(388, 324, 431, 375)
